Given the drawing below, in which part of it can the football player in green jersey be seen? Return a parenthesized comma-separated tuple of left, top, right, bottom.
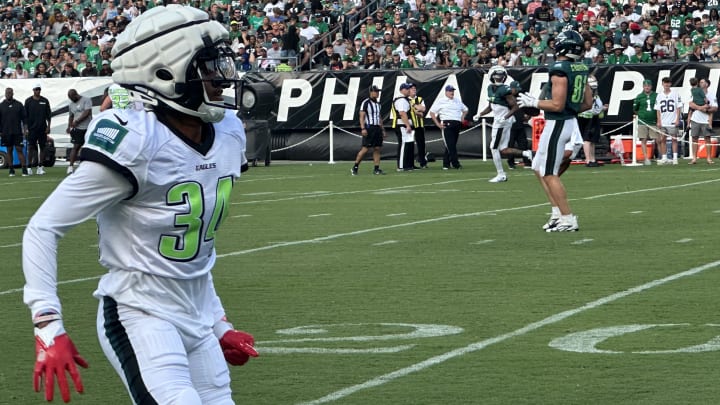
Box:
(518, 29, 593, 232)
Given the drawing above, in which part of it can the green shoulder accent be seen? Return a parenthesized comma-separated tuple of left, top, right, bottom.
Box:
(87, 118, 129, 154)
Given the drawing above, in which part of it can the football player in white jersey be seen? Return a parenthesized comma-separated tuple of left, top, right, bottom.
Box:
(655, 76, 682, 165)
(22, 5, 258, 404)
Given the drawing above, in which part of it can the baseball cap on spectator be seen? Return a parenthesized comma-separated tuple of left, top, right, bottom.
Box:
(384, 31, 392, 35)
(633, 43, 642, 48)
(301, 16, 308, 22)
(237, 42, 245, 48)
(271, 37, 279, 43)
(409, 17, 418, 23)
(445, 85, 456, 91)
(102, 60, 109, 65)
(509, 81, 521, 90)
(608, 22, 617, 29)
(643, 79, 652, 86)
(502, 15, 510, 21)
(629, 22, 640, 30)
(410, 39, 417, 45)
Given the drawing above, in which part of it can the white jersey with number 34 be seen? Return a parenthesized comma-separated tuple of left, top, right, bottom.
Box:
(82, 108, 247, 280)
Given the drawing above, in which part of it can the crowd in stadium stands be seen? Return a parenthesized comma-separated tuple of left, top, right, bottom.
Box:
(0, 0, 718, 76)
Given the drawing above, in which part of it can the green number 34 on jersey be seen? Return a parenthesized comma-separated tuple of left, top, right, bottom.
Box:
(159, 176, 233, 261)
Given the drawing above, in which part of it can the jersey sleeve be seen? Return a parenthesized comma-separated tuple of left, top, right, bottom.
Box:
(80, 109, 148, 197)
(23, 162, 133, 319)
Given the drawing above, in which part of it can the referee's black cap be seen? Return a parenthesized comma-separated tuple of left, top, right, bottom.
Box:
(369, 85, 381, 92)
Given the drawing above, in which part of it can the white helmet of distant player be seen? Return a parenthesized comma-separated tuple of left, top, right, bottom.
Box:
(489, 65, 507, 84)
(588, 75, 598, 90)
(111, 5, 240, 123)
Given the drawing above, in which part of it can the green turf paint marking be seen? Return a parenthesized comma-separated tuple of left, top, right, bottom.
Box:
(297, 259, 720, 405)
(571, 238, 594, 245)
(676, 238, 693, 243)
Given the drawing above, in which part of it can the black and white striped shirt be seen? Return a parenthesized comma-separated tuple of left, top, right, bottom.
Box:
(360, 97, 382, 127)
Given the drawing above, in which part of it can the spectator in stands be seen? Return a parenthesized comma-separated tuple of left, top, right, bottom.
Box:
(24, 51, 41, 75)
(329, 52, 343, 70)
(33, 62, 50, 78)
(437, 48, 453, 67)
(265, 37, 282, 65)
(362, 48, 382, 69)
(655, 30, 675, 61)
(61, 62, 80, 77)
(314, 43, 334, 67)
(100, 0, 120, 24)
(12, 63, 29, 79)
(688, 44, 707, 61)
(629, 43, 651, 62)
(34, 11, 51, 38)
(605, 43, 629, 63)
(342, 46, 360, 69)
(98, 60, 113, 76)
(81, 60, 97, 76)
(299, 15, 320, 42)
(384, 50, 403, 68)
(676, 35, 694, 61)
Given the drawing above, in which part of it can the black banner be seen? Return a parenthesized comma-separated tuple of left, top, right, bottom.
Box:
(243, 62, 720, 130)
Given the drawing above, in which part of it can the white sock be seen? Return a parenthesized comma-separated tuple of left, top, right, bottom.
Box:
(491, 149, 504, 175)
(673, 153, 678, 159)
(551, 206, 561, 218)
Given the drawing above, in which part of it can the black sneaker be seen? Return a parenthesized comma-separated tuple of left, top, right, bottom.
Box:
(373, 169, 385, 175)
(21, 168, 28, 176)
(351, 167, 358, 176)
(8, 169, 15, 177)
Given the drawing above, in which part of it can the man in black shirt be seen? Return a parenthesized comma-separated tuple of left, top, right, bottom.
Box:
(0, 87, 28, 176)
(24, 83, 52, 175)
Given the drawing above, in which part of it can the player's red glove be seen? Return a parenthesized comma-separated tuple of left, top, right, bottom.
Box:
(33, 320, 89, 403)
(219, 329, 259, 366)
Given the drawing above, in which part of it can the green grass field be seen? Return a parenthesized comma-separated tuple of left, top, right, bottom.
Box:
(2, 159, 720, 405)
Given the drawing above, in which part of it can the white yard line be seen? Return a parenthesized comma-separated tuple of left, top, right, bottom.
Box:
(2, 179, 719, 296)
(296, 259, 720, 405)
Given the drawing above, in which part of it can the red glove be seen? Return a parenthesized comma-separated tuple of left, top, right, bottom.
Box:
(33, 321, 89, 402)
(219, 329, 259, 366)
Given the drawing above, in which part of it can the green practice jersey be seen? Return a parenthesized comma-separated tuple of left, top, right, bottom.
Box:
(540, 60, 589, 120)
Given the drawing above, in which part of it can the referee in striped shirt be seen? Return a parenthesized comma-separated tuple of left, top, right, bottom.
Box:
(352, 85, 386, 175)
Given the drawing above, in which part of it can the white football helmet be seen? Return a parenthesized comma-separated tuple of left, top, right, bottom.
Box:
(489, 66, 507, 84)
(111, 5, 240, 123)
(588, 75, 598, 90)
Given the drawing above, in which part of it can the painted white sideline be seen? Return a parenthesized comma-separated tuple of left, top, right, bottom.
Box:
(296, 260, 720, 405)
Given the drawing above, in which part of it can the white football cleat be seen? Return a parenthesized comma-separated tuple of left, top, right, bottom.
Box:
(488, 174, 507, 183)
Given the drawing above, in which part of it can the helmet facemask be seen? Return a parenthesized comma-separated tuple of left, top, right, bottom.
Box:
(174, 42, 241, 122)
